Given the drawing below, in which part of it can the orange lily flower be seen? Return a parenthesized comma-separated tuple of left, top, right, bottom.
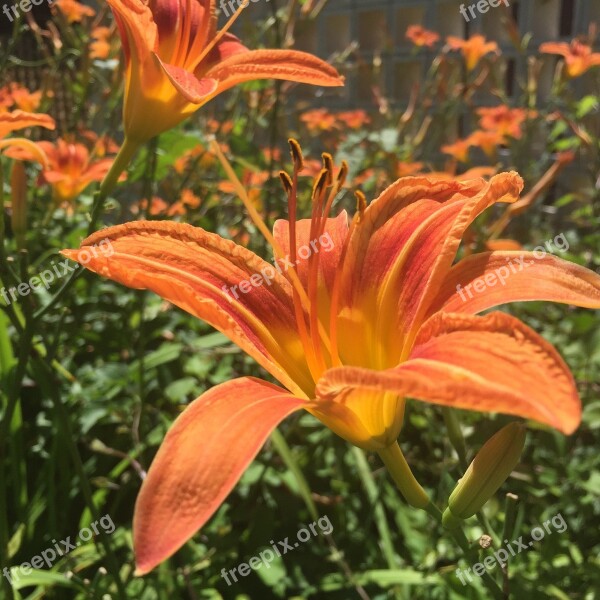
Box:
(540, 40, 600, 78)
(300, 108, 337, 133)
(90, 26, 114, 60)
(468, 129, 506, 157)
(0, 110, 55, 166)
(109, 0, 343, 145)
(406, 25, 440, 48)
(11, 139, 122, 204)
(446, 34, 499, 71)
(477, 106, 535, 139)
(63, 150, 600, 574)
(441, 138, 473, 163)
(53, 0, 96, 22)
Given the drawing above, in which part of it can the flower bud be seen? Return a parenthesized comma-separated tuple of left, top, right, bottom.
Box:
(443, 422, 526, 528)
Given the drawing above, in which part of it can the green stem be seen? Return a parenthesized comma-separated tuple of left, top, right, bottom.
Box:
(98, 136, 140, 201)
(380, 443, 505, 600)
(377, 442, 429, 509)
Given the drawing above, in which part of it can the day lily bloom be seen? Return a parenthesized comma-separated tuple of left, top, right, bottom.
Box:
(0, 110, 55, 166)
(54, 0, 96, 23)
(109, 0, 343, 145)
(441, 138, 473, 163)
(446, 34, 499, 71)
(63, 147, 600, 574)
(476, 106, 535, 139)
(9, 138, 122, 204)
(406, 25, 440, 48)
(540, 40, 600, 78)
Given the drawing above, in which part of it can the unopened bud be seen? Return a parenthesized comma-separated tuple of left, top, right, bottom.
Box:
(443, 422, 526, 528)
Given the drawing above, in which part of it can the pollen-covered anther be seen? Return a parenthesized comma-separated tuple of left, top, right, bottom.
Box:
(337, 160, 349, 187)
(312, 169, 329, 201)
(288, 138, 305, 172)
(279, 171, 294, 197)
(321, 153, 334, 186)
(355, 190, 367, 221)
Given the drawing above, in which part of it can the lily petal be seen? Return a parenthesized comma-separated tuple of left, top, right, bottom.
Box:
(273, 211, 349, 296)
(336, 173, 522, 368)
(204, 48, 345, 94)
(134, 377, 304, 575)
(0, 110, 55, 139)
(428, 251, 600, 315)
(317, 311, 581, 435)
(154, 53, 218, 103)
(61, 222, 314, 396)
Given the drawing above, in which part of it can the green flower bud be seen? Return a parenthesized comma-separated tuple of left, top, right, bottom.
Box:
(443, 422, 526, 528)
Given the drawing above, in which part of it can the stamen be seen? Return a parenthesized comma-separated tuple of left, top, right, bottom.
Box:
(355, 190, 367, 222)
(289, 138, 305, 171)
(306, 167, 330, 374)
(212, 140, 330, 382)
(279, 171, 293, 196)
(322, 153, 334, 186)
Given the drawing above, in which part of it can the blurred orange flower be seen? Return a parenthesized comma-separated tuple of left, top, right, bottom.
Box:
(468, 130, 506, 157)
(90, 27, 113, 60)
(540, 40, 600, 78)
(0, 111, 55, 166)
(12, 139, 122, 204)
(301, 108, 337, 133)
(446, 34, 499, 71)
(397, 161, 425, 177)
(8, 84, 42, 113)
(54, 0, 96, 23)
(477, 106, 535, 139)
(406, 25, 440, 48)
(337, 110, 371, 129)
(441, 138, 472, 163)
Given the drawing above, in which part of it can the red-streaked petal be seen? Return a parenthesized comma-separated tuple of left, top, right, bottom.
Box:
(317, 311, 581, 435)
(336, 174, 521, 368)
(273, 211, 349, 296)
(134, 377, 304, 575)
(428, 251, 600, 315)
(154, 53, 218, 103)
(61, 222, 313, 396)
(204, 48, 344, 92)
(107, 0, 158, 66)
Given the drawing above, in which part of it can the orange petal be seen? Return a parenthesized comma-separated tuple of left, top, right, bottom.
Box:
(134, 377, 304, 575)
(154, 53, 218, 103)
(107, 0, 158, 66)
(61, 222, 313, 396)
(204, 48, 344, 93)
(317, 311, 581, 435)
(336, 173, 522, 368)
(273, 211, 349, 297)
(0, 110, 55, 139)
(429, 251, 600, 315)
(539, 42, 571, 57)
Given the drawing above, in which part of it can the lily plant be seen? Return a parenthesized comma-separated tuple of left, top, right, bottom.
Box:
(63, 142, 600, 577)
